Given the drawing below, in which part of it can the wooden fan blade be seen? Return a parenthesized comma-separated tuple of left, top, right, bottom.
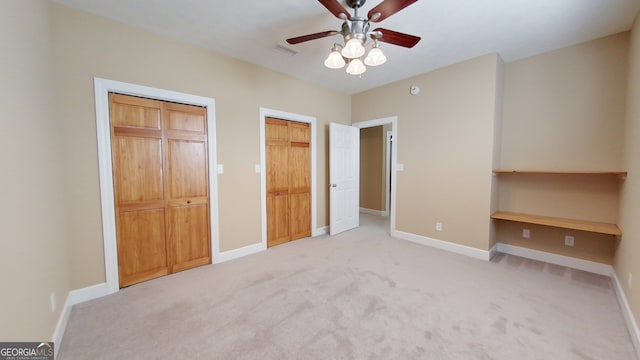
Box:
(318, 0, 351, 20)
(368, 0, 417, 22)
(374, 28, 421, 48)
(286, 30, 339, 45)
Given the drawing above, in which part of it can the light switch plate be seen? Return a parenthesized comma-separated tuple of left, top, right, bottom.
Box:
(254, 164, 261, 173)
(396, 164, 405, 171)
(217, 164, 224, 174)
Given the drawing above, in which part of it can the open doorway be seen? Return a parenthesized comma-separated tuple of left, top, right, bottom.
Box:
(359, 125, 390, 216)
(352, 117, 397, 235)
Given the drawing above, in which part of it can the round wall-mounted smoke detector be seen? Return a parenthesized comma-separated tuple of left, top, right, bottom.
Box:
(410, 85, 420, 96)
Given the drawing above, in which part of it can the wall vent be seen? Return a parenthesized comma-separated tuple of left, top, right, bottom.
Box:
(274, 44, 299, 56)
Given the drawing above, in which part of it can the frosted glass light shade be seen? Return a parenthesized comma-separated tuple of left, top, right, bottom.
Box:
(364, 47, 387, 66)
(346, 59, 366, 75)
(341, 38, 365, 59)
(324, 50, 345, 69)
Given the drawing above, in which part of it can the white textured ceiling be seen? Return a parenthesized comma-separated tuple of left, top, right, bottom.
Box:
(52, 0, 640, 94)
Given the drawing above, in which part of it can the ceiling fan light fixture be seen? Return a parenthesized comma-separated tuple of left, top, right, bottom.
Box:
(341, 38, 365, 59)
(364, 46, 386, 66)
(324, 48, 346, 69)
(346, 58, 366, 75)
(285, 0, 422, 77)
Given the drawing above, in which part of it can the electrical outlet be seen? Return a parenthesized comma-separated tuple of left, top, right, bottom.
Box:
(564, 235, 575, 247)
(50, 292, 56, 313)
(435, 222, 443, 232)
(629, 273, 633, 289)
(522, 229, 530, 239)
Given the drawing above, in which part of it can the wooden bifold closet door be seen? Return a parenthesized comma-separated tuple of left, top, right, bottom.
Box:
(266, 118, 311, 247)
(109, 93, 211, 288)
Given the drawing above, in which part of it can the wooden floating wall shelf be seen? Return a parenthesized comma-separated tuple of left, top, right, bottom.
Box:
(491, 169, 627, 238)
(493, 170, 627, 178)
(491, 211, 622, 236)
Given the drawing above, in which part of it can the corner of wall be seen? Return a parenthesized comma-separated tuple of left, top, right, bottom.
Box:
(490, 54, 506, 247)
(614, 9, 640, 358)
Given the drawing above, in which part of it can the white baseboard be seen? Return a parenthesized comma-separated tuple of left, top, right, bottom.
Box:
(392, 230, 492, 261)
(51, 282, 109, 357)
(612, 271, 640, 359)
(215, 242, 266, 263)
(312, 226, 328, 237)
(360, 208, 386, 216)
(496, 243, 613, 276)
(216, 227, 328, 263)
(67, 282, 110, 304)
(52, 294, 72, 356)
(489, 243, 499, 260)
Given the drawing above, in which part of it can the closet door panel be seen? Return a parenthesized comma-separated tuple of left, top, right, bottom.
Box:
(117, 209, 169, 287)
(169, 204, 211, 272)
(167, 139, 208, 199)
(112, 137, 164, 203)
(266, 118, 291, 246)
(267, 194, 290, 247)
(290, 192, 311, 240)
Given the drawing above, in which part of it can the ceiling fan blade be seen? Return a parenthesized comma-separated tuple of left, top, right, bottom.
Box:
(318, 0, 351, 20)
(374, 28, 421, 48)
(286, 30, 339, 45)
(368, 0, 418, 22)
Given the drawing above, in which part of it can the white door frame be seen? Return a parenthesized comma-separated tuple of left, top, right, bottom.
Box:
(385, 130, 392, 217)
(352, 116, 398, 233)
(94, 78, 220, 294)
(259, 108, 318, 247)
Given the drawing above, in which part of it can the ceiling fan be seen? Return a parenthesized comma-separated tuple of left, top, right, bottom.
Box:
(286, 0, 421, 75)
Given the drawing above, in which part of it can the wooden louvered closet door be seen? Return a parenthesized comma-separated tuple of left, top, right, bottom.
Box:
(266, 118, 311, 247)
(109, 93, 211, 288)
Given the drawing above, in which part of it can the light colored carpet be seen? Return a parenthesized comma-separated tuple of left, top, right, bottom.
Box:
(58, 214, 635, 359)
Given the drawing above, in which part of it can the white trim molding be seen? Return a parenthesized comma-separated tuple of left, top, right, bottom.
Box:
(259, 108, 318, 247)
(352, 116, 398, 235)
(392, 230, 493, 261)
(216, 242, 266, 263)
(385, 130, 392, 217)
(360, 207, 386, 216)
(612, 272, 640, 358)
(313, 226, 329, 237)
(496, 243, 613, 276)
(52, 283, 109, 357)
(488, 243, 499, 260)
(52, 296, 72, 357)
(94, 78, 220, 294)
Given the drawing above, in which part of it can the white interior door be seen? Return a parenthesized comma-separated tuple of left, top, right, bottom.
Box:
(329, 123, 359, 235)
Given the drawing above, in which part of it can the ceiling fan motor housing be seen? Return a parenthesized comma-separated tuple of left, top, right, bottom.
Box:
(346, 0, 367, 9)
(343, 17, 370, 42)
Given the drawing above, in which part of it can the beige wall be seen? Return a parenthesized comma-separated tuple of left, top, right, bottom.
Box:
(617, 11, 640, 331)
(0, 0, 70, 340)
(497, 33, 629, 262)
(360, 126, 384, 211)
(501, 32, 629, 170)
(489, 56, 505, 248)
(352, 54, 503, 250)
(51, 4, 351, 289)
